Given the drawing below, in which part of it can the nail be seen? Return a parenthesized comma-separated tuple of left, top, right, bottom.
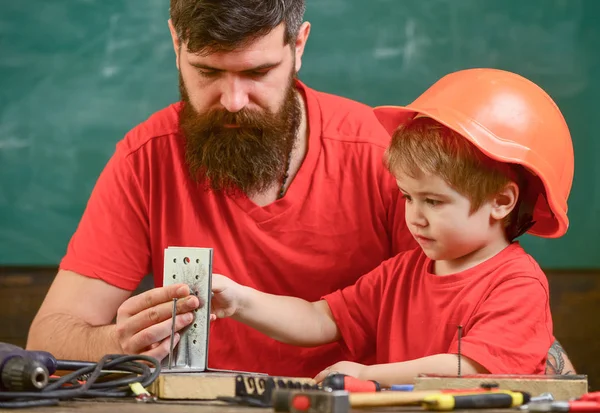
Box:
(183, 313, 194, 323)
(168, 299, 177, 369)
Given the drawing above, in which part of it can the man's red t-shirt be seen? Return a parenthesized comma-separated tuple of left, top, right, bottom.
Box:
(60, 81, 416, 377)
(324, 243, 554, 374)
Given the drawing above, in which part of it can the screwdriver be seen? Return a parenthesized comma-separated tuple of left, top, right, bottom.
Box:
(423, 390, 531, 411)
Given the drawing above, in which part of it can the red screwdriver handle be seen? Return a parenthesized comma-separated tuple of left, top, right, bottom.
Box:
(322, 374, 380, 392)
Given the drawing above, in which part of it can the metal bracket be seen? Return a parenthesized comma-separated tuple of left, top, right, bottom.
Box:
(161, 247, 213, 372)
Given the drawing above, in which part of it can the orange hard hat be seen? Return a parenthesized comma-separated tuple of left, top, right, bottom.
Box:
(374, 68, 574, 238)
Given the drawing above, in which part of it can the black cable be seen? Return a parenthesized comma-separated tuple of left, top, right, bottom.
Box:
(86, 373, 140, 389)
(42, 355, 155, 393)
(55, 360, 96, 371)
(70, 360, 154, 394)
(0, 354, 161, 408)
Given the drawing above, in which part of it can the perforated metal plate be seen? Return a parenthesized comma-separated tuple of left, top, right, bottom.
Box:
(161, 247, 212, 372)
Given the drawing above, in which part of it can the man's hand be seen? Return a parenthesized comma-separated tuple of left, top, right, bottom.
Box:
(314, 361, 367, 383)
(115, 283, 199, 360)
(210, 273, 246, 319)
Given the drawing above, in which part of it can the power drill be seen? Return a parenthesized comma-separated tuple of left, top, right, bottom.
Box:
(0, 342, 55, 391)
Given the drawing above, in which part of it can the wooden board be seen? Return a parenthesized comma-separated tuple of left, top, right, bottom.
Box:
(414, 374, 589, 401)
(150, 372, 315, 400)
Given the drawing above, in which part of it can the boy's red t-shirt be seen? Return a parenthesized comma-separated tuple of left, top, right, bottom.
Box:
(324, 243, 554, 374)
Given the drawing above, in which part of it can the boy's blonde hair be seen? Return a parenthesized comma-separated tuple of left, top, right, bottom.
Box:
(385, 117, 527, 238)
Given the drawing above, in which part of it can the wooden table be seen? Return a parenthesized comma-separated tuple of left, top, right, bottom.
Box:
(5, 399, 516, 413)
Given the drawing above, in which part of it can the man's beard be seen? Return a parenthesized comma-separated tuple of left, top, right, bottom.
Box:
(179, 72, 301, 197)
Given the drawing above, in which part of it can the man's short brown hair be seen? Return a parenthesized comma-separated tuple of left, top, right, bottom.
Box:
(170, 0, 306, 55)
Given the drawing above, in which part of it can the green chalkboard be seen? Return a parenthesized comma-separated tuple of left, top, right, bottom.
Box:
(1, 0, 599, 268)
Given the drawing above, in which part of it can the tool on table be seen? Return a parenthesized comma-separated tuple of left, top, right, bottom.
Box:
(0, 342, 50, 391)
(0, 352, 161, 409)
(0, 343, 124, 383)
(391, 384, 415, 391)
(214, 375, 318, 408)
(349, 390, 447, 407)
(349, 387, 530, 409)
(322, 373, 380, 393)
(273, 389, 350, 413)
(579, 392, 600, 402)
(422, 390, 531, 411)
(0, 343, 58, 375)
(521, 391, 600, 412)
(529, 393, 555, 403)
(129, 382, 158, 403)
(267, 381, 530, 411)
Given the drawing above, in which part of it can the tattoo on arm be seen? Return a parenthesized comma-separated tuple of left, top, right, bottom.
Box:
(545, 339, 576, 375)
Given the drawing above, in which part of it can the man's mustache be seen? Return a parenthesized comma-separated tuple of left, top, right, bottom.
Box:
(195, 108, 278, 130)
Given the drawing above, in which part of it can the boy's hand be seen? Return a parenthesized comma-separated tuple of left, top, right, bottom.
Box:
(313, 361, 367, 383)
(209, 273, 245, 320)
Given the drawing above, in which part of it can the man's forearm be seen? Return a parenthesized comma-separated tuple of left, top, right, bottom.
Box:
(27, 312, 122, 361)
(233, 287, 339, 347)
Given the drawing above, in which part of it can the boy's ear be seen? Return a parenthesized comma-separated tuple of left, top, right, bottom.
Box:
(490, 182, 519, 221)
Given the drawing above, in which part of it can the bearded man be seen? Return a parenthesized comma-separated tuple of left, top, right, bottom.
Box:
(26, 0, 416, 378)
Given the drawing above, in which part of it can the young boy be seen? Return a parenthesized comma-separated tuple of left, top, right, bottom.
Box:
(208, 68, 574, 386)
